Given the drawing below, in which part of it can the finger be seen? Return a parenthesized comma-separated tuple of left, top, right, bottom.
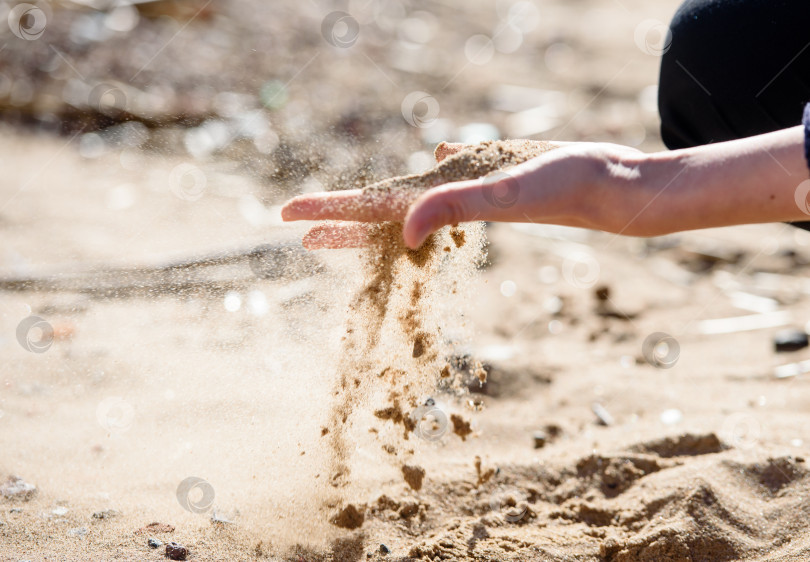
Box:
(434, 142, 475, 162)
(281, 189, 416, 222)
(402, 177, 495, 248)
(302, 221, 370, 249)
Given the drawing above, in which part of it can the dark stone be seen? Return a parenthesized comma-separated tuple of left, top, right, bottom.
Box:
(379, 543, 391, 554)
(533, 431, 547, 449)
(165, 541, 188, 560)
(774, 329, 809, 352)
(148, 538, 162, 549)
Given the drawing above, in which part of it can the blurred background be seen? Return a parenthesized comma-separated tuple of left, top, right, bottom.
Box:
(13, 1, 810, 560)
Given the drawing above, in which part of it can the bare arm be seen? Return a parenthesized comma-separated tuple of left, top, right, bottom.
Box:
(282, 126, 808, 249)
(612, 126, 807, 236)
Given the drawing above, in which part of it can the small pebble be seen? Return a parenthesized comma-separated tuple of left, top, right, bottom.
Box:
(0, 476, 37, 501)
(380, 543, 391, 554)
(91, 509, 118, 520)
(68, 527, 88, 537)
(532, 431, 547, 449)
(148, 537, 162, 548)
(594, 285, 610, 301)
(166, 541, 188, 560)
(774, 329, 809, 352)
(591, 402, 614, 426)
(660, 408, 683, 425)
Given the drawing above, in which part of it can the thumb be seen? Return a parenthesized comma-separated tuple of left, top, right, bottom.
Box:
(403, 171, 522, 248)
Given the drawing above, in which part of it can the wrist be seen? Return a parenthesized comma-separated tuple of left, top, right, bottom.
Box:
(585, 146, 676, 237)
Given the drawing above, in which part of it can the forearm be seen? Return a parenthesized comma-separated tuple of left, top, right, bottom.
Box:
(600, 126, 808, 236)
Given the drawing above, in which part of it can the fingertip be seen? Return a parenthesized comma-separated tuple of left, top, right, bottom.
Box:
(280, 197, 303, 221)
(403, 197, 434, 249)
(402, 225, 426, 250)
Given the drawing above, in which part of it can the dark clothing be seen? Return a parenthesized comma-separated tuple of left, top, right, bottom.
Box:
(658, 0, 810, 228)
(658, 0, 810, 150)
(804, 103, 810, 171)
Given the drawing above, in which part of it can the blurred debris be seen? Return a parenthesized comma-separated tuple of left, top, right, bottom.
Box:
(729, 291, 779, 314)
(532, 431, 547, 449)
(148, 537, 163, 548)
(673, 241, 746, 273)
(0, 476, 37, 502)
(591, 402, 614, 426)
(775, 360, 810, 379)
(660, 408, 683, 425)
(210, 508, 234, 525)
(91, 509, 119, 520)
(0, 242, 321, 298)
(447, 354, 553, 398)
(331, 504, 364, 530)
(135, 521, 175, 534)
(451, 414, 473, 441)
(698, 311, 791, 335)
(593, 285, 637, 321)
(774, 329, 809, 353)
(474, 456, 496, 487)
(402, 464, 425, 492)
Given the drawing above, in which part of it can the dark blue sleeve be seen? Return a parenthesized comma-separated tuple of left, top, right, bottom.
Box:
(804, 103, 810, 175)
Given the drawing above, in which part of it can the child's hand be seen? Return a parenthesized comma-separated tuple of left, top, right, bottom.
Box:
(282, 141, 643, 249)
(282, 126, 809, 249)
